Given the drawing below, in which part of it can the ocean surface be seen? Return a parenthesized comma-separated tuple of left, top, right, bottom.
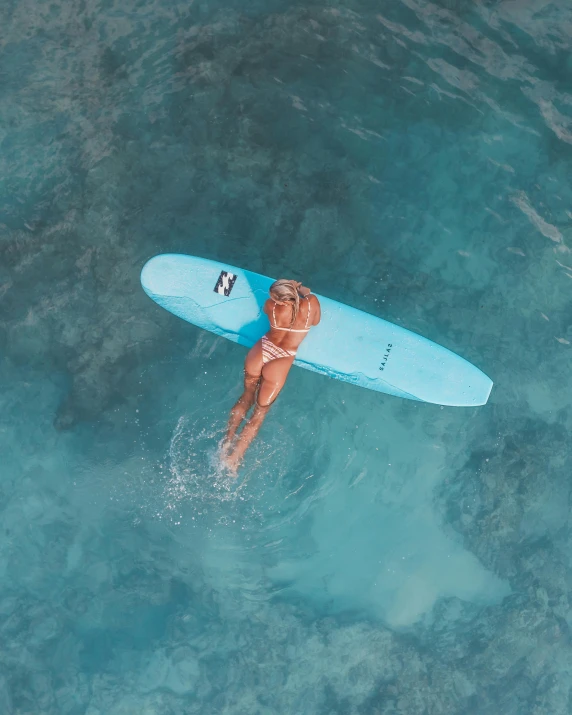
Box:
(2, 0, 572, 712)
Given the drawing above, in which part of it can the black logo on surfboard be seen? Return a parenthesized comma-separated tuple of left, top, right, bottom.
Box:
(379, 344, 392, 371)
(214, 271, 237, 297)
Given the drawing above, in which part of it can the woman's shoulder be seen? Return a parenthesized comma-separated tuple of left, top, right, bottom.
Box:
(308, 293, 321, 325)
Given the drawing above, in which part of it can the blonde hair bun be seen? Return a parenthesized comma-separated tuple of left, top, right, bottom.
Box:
(269, 279, 300, 326)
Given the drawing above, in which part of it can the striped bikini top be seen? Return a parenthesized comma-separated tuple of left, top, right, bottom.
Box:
(271, 296, 312, 333)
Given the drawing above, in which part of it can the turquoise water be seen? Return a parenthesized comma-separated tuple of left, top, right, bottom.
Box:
(2, 0, 572, 712)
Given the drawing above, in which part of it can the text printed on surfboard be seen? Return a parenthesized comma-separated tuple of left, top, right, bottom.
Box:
(214, 271, 237, 296)
(379, 344, 392, 371)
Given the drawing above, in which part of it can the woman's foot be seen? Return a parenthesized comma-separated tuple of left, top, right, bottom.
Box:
(221, 451, 241, 476)
(219, 437, 233, 458)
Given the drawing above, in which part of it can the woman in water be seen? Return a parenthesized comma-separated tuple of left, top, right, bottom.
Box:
(222, 279, 321, 471)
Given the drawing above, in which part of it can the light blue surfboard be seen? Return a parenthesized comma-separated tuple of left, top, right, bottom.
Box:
(141, 254, 492, 407)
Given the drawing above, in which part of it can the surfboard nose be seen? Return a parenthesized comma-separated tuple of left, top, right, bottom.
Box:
(142, 253, 214, 301)
(141, 255, 178, 298)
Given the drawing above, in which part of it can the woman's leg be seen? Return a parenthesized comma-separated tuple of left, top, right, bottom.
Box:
(223, 342, 263, 448)
(225, 355, 294, 469)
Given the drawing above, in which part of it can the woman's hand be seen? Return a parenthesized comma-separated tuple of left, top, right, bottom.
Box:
(296, 282, 311, 297)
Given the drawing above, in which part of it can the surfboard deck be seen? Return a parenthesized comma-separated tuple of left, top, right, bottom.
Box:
(141, 254, 492, 406)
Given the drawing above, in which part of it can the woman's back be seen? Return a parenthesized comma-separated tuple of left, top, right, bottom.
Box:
(266, 294, 320, 350)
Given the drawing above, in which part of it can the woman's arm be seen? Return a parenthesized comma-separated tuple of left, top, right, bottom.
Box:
(295, 283, 320, 324)
(311, 295, 321, 325)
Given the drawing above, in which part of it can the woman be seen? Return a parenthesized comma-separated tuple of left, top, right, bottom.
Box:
(222, 279, 321, 471)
